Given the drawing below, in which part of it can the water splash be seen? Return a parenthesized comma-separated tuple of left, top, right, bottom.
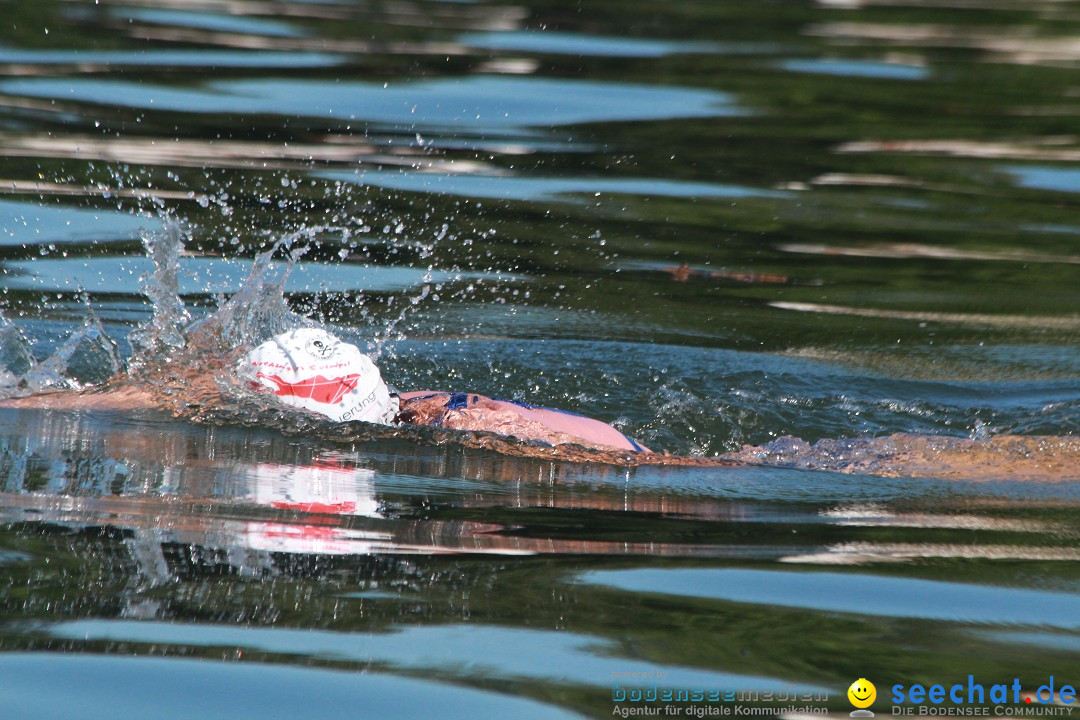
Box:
(33, 305, 121, 389)
(369, 281, 431, 362)
(127, 219, 192, 373)
(0, 316, 34, 380)
(0, 180, 460, 409)
(0, 218, 305, 398)
(183, 240, 304, 352)
(0, 301, 120, 396)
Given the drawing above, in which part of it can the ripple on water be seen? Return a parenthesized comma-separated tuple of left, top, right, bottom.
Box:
(0, 199, 163, 247)
(0, 256, 509, 295)
(319, 169, 789, 202)
(385, 338, 1080, 453)
(0, 49, 344, 69)
(1004, 165, 1080, 193)
(579, 568, 1080, 629)
(0, 77, 745, 136)
(457, 30, 728, 57)
(982, 631, 1080, 654)
(0, 653, 584, 720)
(44, 620, 818, 691)
(114, 8, 310, 38)
(779, 58, 930, 80)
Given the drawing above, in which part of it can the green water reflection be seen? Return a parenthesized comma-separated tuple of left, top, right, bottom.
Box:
(0, 0, 1077, 717)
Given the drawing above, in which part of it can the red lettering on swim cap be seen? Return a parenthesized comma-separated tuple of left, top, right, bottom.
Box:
(256, 372, 362, 405)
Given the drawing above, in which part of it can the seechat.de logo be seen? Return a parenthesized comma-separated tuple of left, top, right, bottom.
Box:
(891, 676, 1077, 713)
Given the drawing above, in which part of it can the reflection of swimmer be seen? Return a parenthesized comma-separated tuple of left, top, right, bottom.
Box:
(234, 460, 386, 556)
(244, 461, 380, 518)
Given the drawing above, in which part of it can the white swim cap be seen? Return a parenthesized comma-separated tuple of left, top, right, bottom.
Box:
(237, 328, 398, 425)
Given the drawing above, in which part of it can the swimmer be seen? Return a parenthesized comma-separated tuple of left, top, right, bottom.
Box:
(237, 328, 649, 453)
(2, 328, 649, 455)
(3, 328, 1078, 479)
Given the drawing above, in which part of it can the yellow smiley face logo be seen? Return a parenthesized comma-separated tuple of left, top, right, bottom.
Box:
(848, 678, 876, 709)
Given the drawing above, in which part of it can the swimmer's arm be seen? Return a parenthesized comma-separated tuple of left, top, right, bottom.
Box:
(396, 391, 649, 453)
(0, 384, 161, 411)
(0, 359, 232, 414)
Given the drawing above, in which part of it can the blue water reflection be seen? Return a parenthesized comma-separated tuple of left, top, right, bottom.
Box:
(0, 49, 344, 68)
(1005, 165, 1080, 193)
(321, 169, 787, 202)
(984, 631, 1080, 653)
(0, 199, 162, 246)
(46, 620, 815, 690)
(0, 653, 582, 720)
(117, 8, 308, 38)
(779, 59, 929, 80)
(0, 256, 502, 295)
(459, 30, 724, 57)
(580, 569, 1080, 628)
(0, 77, 744, 131)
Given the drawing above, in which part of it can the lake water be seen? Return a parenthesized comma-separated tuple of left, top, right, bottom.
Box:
(0, 0, 1078, 717)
